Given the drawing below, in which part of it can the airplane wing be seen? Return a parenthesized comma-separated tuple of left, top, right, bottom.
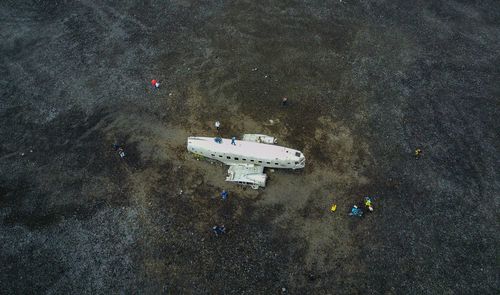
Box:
(225, 164, 267, 189)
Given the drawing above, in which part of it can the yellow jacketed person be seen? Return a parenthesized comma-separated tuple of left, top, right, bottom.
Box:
(364, 197, 373, 212)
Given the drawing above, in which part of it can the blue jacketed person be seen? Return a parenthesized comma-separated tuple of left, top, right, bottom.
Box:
(349, 205, 363, 217)
(213, 225, 225, 235)
(221, 190, 228, 200)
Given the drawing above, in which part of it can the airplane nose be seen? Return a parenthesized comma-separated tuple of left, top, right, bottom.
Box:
(294, 157, 305, 168)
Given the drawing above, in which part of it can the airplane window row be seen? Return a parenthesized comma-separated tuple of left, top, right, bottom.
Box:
(214, 154, 262, 163)
(204, 152, 289, 166)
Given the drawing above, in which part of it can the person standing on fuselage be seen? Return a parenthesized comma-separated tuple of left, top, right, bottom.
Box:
(215, 121, 221, 134)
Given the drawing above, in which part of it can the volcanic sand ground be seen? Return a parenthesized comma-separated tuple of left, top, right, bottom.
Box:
(1, 1, 499, 294)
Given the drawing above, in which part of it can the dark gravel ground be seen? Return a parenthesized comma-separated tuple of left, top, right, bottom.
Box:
(1, 0, 499, 294)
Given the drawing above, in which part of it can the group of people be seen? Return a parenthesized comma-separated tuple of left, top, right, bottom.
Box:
(212, 189, 229, 235)
(346, 148, 421, 217)
(349, 196, 374, 217)
(213, 121, 238, 146)
(346, 147, 423, 218)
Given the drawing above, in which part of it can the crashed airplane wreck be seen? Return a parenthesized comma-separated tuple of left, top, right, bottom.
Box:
(187, 134, 305, 189)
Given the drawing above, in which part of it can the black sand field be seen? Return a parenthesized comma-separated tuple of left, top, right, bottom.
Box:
(1, 0, 499, 293)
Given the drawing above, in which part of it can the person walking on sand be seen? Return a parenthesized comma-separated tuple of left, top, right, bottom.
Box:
(212, 225, 225, 235)
(349, 205, 363, 217)
(117, 147, 126, 158)
(231, 137, 236, 145)
(281, 96, 288, 106)
(364, 196, 374, 212)
(221, 190, 228, 201)
(151, 79, 160, 89)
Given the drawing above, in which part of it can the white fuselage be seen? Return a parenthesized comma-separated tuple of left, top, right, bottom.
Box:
(187, 137, 305, 169)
